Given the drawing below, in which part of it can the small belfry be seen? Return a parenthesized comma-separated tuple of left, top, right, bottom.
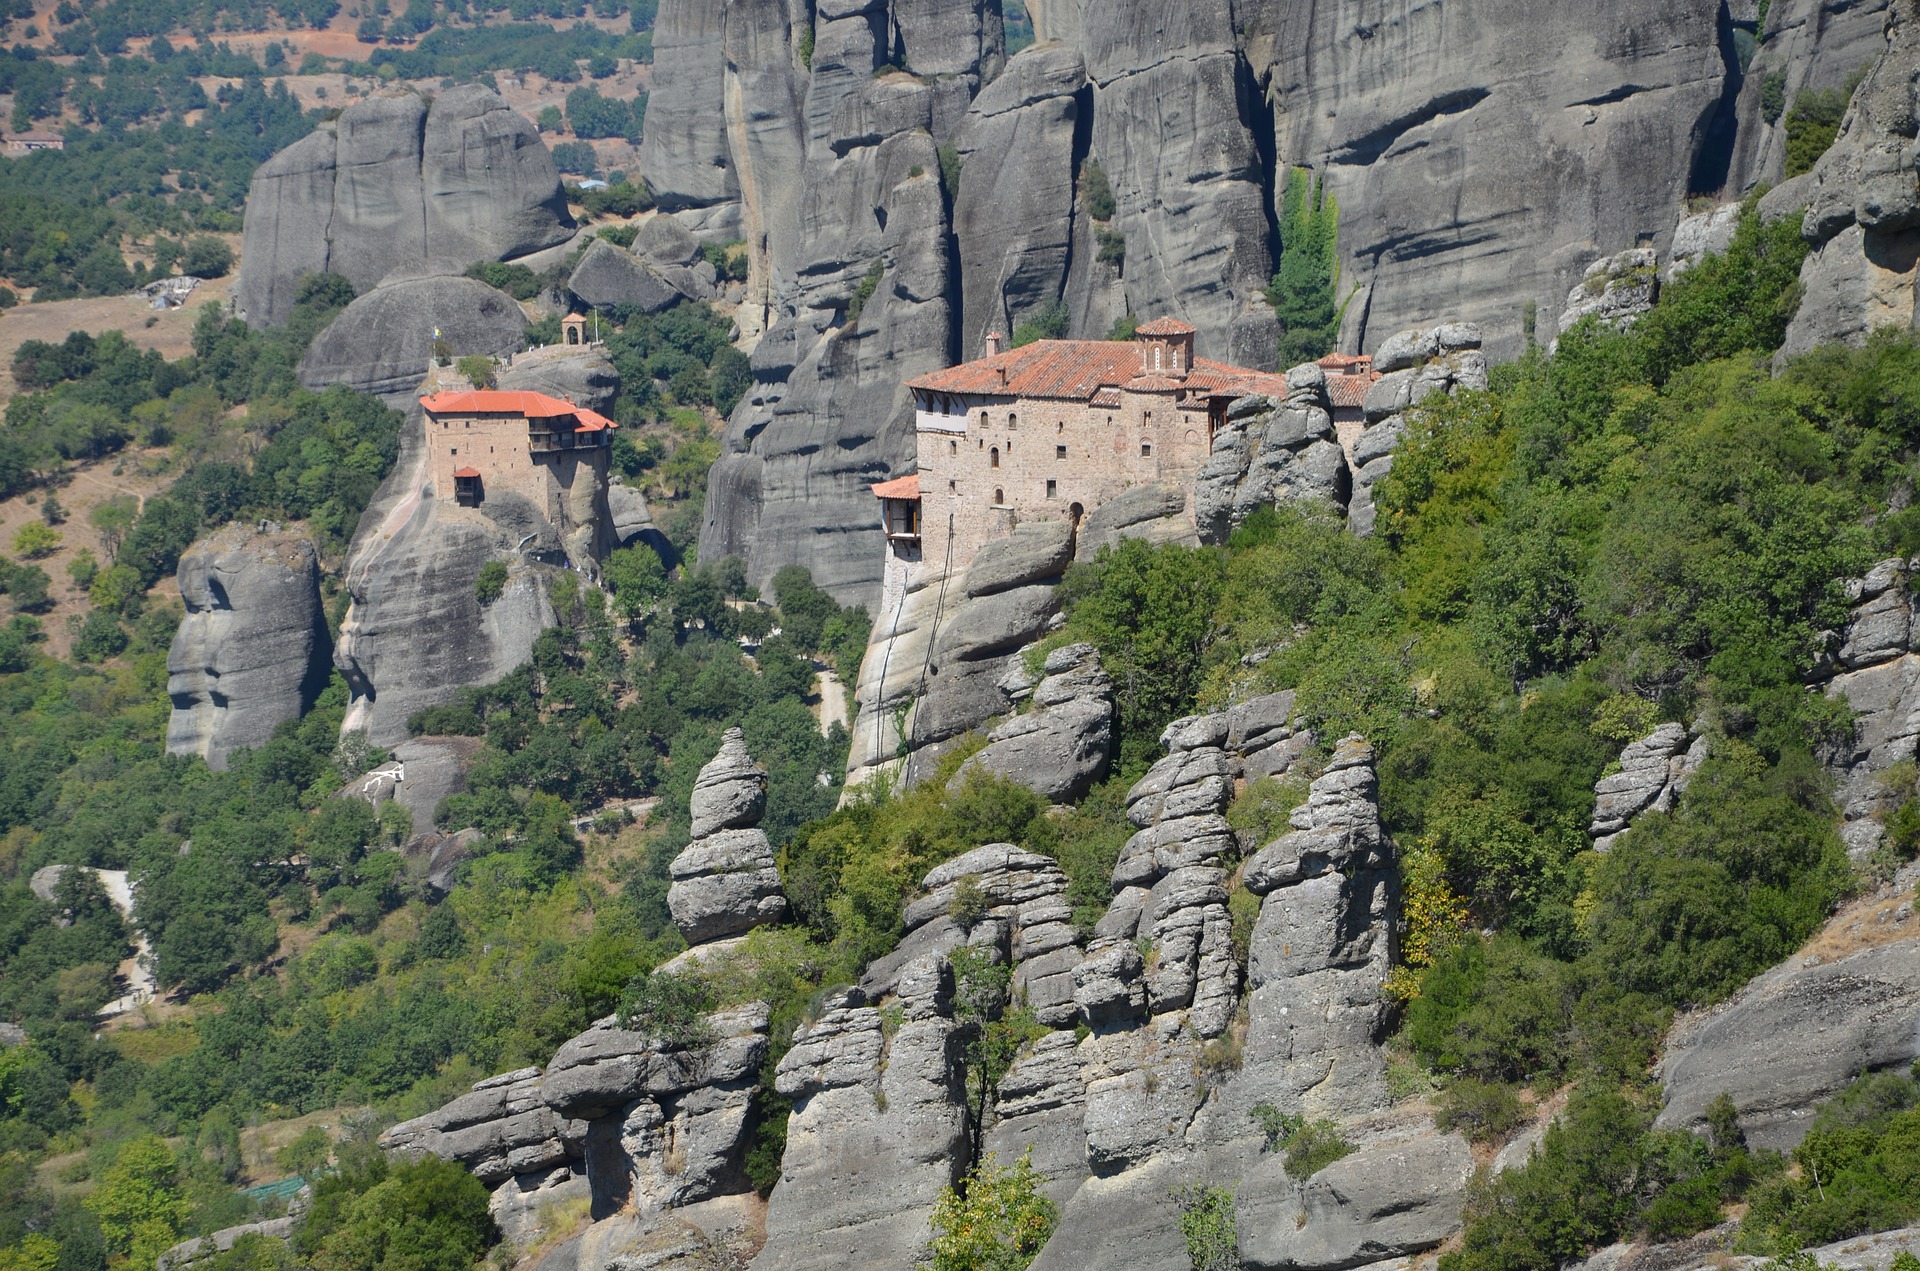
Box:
(873, 318, 1291, 597)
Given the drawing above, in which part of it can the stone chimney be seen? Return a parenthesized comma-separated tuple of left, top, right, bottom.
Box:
(985, 331, 1003, 356)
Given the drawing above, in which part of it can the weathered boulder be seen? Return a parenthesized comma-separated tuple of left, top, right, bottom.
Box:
(668, 730, 788, 945)
(1194, 367, 1350, 544)
(166, 524, 331, 771)
(1073, 481, 1197, 561)
(298, 275, 528, 398)
(956, 642, 1113, 802)
(237, 86, 573, 328)
(1812, 558, 1920, 859)
(1589, 722, 1707, 851)
(383, 1066, 578, 1186)
(1667, 202, 1742, 284)
(1657, 936, 1920, 1150)
(496, 346, 620, 415)
(156, 1218, 298, 1271)
(567, 239, 691, 313)
(1557, 247, 1659, 338)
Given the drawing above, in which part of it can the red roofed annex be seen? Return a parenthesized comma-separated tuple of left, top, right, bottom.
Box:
(871, 321, 1290, 607)
(420, 388, 617, 518)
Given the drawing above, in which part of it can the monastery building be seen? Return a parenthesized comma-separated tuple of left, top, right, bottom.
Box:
(418, 387, 616, 524)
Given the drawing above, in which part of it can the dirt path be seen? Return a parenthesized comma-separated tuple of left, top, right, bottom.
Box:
(815, 666, 848, 738)
(90, 868, 158, 1017)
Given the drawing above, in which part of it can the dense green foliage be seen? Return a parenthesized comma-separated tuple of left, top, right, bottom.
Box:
(927, 1150, 1057, 1271)
(1782, 78, 1860, 178)
(1744, 1066, 1920, 1248)
(1268, 167, 1340, 366)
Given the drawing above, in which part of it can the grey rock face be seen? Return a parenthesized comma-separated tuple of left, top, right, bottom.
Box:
(955, 643, 1114, 802)
(568, 239, 691, 314)
(1346, 323, 1486, 537)
(383, 1067, 579, 1186)
(1730, 0, 1892, 192)
(1237, 1128, 1474, 1271)
(668, 730, 788, 945)
(1194, 375, 1351, 544)
(1811, 558, 1920, 859)
(1782, 2, 1920, 360)
(166, 524, 331, 771)
(496, 347, 621, 415)
(333, 407, 558, 746)
(238, 87, 573, 328)
(1667, 202, 1742, 284)
(1658, 937, 1920, 1150)
(298, 275, 528, 398)
(756, 995, 968, 1271)
(1244, 0, 1729, 362)
(1238, 736, 1395, 1120)
(1589, 722, 1706, 851)
(964, 519, 1076, 599)
(1557, 248, 1659, 338)
(1074, 482, 1198, 561)
(156, 1219, 298, 1271)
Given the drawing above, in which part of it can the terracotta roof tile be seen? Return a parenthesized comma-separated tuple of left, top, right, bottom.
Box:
(1124, 374, 1187, 392)
(1135, 317, 1197, 336)
(452, 466, 482, 478)
(871, 473, 920, 499)
(908, 342, 1289, 405)
(1326, 374, 1375, 408)
(419, 389, 618, 429)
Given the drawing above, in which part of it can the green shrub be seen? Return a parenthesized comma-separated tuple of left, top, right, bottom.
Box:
(1783, 85, 1850, 177)
(927, 1150, 1058, 1271)
(474, 560, 508, 606)
(1171, 1183, 1238, 1271)
(616, 970, 716, 1049)
(1010, 299, 1070, 348)
(1082, 159, 1115, 221)
(1434, 1079, 1528, 1143)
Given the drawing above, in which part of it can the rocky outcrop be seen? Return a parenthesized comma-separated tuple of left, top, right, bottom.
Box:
(755, 969, 968, 1271)
(156, 1217, 298, 1271)
(1589, 722, 1708, 851)
(1811, 557, 1920, 860)
(1194, 366, 1351, 543)
(497, 346, 620, 415)
(166, 524, 331, 771)
(1731, 0, 1894, 193)
(1667, 202, 1743, 284)
(1781, 0, 1920, 360)
(1557, 248, 1659, 338)
(1657, 933, 1920, 1150)
(237, 86, 573, 329)
(1347, 324, 1488, 537)
(1243, 0, 1732, 362)
(334, 406, 558, 747)
(955, 642, 1114, 803)
(566, 239, 694, 314)
(298, 275, 529, 399)
(667, 730, 789, 946)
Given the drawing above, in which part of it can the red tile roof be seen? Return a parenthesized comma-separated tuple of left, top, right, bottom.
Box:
(452, 466, 482, 479)
(908, 339, 1289, 404)
(419, 389, 618, 430)
(1318, 352, 1369, 370)
(871, 473, 920, 499)
(1125, 374, 1188, 392)
(1135, 317, 1197, 336)
(1326, 374, 1375, 408)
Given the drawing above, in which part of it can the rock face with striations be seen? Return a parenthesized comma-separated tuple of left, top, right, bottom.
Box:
(237, 86, 574, 329)
(166, 524, 332, 771)
(1588, 722, 1708, 851)
(1557, 248, 1660, 340)
(954, 642, 1114, 803)
(1194, 364, 1351, 543)
(1809, 557, 1920, 860)
(297, 275, 529, 399)
(667, 730, 789, 947)
(1781, 0, 1920, 360)
(1347, 323, 1488, 537)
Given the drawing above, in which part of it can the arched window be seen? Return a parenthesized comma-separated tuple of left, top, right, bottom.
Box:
(1154, 344, 1163, 370)
(990, 447, 1000, 469)
(1009, 413, 1018, 429)
(948, 440, 957, 456)
(1141, 442, 1153, 457)
(994, 488, 1004, 505)
(980, 411, 989, 429)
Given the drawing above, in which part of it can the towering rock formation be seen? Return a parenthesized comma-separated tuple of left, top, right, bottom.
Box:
(667, 730, 789, 949)
(1809, 557, 1920, 861)
(236, 86, 575, 329)
(1588, 722, 1708, 851)
(1346, 323, 1489, 536)
(1780, 0, 1920, 359)
(1193, 365, 1349, 543)
(1730, 0, 1892, 192)
(166, 525, 331, 770)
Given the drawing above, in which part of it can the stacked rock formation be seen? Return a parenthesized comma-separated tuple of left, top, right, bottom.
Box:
(166, 524, 332, 770)
(756, 962, 968, 1271)
(1194, 364, 1351, 544)
(296, 274, 530, 399)
(1556, 247, 1659, 340)
(1588, 722, 1708, 851)
(567, 216, 724, 313)
(667, 730, 788, 948)
(956, 642, 1115, 804)
(1809, 558, 1920, 860)
(1348, 324, 1490, 537)
(236, 86, 574, 329)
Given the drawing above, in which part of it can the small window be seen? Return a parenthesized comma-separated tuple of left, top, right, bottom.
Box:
(1141, 442, 1152, 457)
(1057, 421, 1064, 434)
(949, 440, 957, 456)
(949, 480, 956, 492)
(1056, 445, 1067, 460)
(450, 447, 457, 456)
(990, 447, 1000, 468)
(1009, 413, 1018, 429)
(994, 487, 1004, 504)
(980, 411, 988, 428)
(1046, 479, 1057, 499)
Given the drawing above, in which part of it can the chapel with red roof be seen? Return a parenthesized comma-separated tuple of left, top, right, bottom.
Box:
(873, 319, 1296, 595)
(417, 388, 617, 518)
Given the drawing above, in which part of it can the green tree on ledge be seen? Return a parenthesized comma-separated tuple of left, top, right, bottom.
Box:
(1269, 167, 1341, 367)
